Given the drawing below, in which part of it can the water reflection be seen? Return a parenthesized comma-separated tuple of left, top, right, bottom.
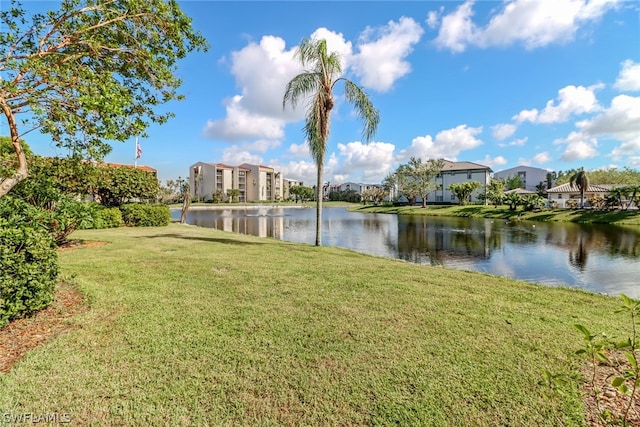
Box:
(174, 207, 640, 297)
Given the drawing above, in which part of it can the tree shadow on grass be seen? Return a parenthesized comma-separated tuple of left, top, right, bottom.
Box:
(139, 233, 268, 246)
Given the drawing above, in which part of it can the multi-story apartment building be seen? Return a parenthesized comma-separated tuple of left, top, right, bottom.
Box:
(431, 160, 493, 203)
(493, 165, 555, 191)
(189, 162, 301, 202)
(388, 160, 491, 204)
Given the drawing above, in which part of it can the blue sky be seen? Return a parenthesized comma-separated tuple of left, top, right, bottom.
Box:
(19, 0, 640, 185)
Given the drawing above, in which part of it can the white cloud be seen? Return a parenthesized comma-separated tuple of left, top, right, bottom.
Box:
(614, 59, 640, 92)
(335, 141, 396, 182)
(476, 155, 507, 168)
(492, 123, 517, 140)
(557, 131, 599, 161)
(628, 156, 640, 168)
(229, 36, 303, 120)
(577, 94, 640, 160)
(399, 124, 483, 161)
(288, 143, 310, 158)
(269, 159, 317, 185)
(553, 94, 639, 164)
(203, 96, 286, 141)
(498, 137, 528, 148)
(220, 146, 264, 166)
(531, 151, 552, 164)
(426, 8, 443, 29)
(432, 1, 475, 53)
(517, 157, 531, 166)
(310, 27, 353, 71)
(351, 17, 424, 92)
(206, 21, 421, 145)
(242, 139, 281, 153)
(433, 0, 619, 52)
(514, 85, 601, 124)
(513, 108, 539, 124)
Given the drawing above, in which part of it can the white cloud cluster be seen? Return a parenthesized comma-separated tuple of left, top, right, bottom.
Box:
(513, 85, 602, 124)
(614, 59, 640, 92)
(492, 56, 640, 167)
(398, 124, 483, 161)
(351, 17, 424, 91)
(431, 0, 619, 52)
(553, 93, 640, 163)
(335, 141, 396, 181)
(203, 36, 301, 142)
(202, 19, 426, 184)
(576, 94, 640, 160)
(491, 123, 516, 141)
(205, 18, 423, 145)
(203, 95, 286, 141)
(475, 154, 508, 168)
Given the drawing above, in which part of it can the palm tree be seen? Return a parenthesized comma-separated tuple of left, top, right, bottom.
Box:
(283, 38, 379, 246)
(569, 168, 589, 208)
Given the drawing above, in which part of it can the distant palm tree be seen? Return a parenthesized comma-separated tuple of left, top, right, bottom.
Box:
(283, 38, 379, 246)
(569, 168, 590, 208)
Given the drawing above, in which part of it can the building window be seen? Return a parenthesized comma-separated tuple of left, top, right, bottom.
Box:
(558, 194, 563, 199)
(451, 194, 456, 201)
(467, 171, 472, 179)
(216, 170, 223, 192)
(436, 195, 443, 202)
(266, 172, 272, 199)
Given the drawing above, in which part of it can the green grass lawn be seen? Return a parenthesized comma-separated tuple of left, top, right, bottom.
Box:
(0, 224, 631, 425)
(353, 204, 640, 225)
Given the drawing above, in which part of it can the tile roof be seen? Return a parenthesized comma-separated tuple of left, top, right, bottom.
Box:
(441, 160, 493, 172)
(504, 188, 537, 195)
(101, 162, 157, 173)
(547, 183, 612, 193)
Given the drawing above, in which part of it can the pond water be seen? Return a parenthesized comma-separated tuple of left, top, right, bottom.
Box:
(172, 206, 640, 298)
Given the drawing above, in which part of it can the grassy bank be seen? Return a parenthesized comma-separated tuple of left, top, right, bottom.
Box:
(0, 224, 630, 425)
(352, 204, 640, 225)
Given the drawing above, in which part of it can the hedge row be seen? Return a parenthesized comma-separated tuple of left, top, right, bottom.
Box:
(79, 203, 170, 229)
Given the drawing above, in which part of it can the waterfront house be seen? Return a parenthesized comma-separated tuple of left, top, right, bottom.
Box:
(546, 183, 612, 208)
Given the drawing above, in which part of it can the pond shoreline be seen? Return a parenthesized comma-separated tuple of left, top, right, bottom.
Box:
(171, 203, 640, 225)
(351, 204, 640, 226)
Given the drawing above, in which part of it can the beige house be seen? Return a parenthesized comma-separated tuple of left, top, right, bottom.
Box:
(189, 162, 300, 202)
(546, 183, 612, 208)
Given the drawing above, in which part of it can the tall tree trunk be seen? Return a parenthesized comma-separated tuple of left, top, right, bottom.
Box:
(0, 101, 29, 197)
(315, 161, 323, 246)
(180, 184, 191, 224)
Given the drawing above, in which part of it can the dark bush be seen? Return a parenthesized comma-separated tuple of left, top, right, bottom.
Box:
(120, 204, 170, 227)
(0, 206, 58, 328)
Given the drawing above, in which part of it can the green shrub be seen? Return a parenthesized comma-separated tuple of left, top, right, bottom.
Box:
(0, 194, 93, 245)
(47, 197, 95, 244)
(98, 207, 124, 228)
(79, 204, 124, 229)
(0, 219, 58, 329)
(120, 203, 170, 227)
